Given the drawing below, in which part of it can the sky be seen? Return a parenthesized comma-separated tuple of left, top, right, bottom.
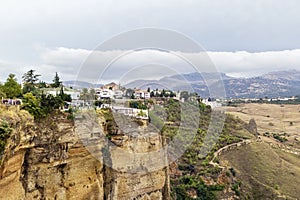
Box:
(1, 0, 300, 83)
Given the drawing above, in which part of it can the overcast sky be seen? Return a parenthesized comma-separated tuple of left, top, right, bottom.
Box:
(1, 0, 300, 83)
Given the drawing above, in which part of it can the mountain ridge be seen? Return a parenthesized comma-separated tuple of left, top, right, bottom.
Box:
(125, 69, 300, 98)
(63, 70, 300, 98)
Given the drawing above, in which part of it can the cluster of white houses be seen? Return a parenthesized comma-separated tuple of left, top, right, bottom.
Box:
(224, 96, 298, 104)
(100, 104, 149, 120)
(95, 82, 175, 100)
(1, 82, 224, 114)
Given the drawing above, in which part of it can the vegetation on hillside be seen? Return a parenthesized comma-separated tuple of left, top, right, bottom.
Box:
(97, 98, 255, 199)
(159, 99, 253, 199)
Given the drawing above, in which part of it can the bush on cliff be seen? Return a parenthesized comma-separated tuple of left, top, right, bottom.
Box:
(21, 93, 65, 119)
(21, 93, 45, 119)
(0, 119, 12, 157)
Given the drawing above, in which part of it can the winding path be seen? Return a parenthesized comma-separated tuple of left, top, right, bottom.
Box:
(209, 139, 252, 168)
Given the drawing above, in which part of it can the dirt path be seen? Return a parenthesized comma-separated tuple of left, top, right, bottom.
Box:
(209, 139, 251, 168)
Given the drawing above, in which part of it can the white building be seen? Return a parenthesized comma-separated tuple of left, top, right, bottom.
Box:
(113, 90, 124, 99)
(96, 89, 113, 99)
(64, 91, 80, 100)
(112, 106, 149, 119)
(43, 88, 83, 108)
(134, 90, 151, 99)
(202, 98, 222, 109)
(45, 88, 80, 101)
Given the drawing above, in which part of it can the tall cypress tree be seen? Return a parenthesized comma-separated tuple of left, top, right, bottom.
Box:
(52, 72, 62, 88)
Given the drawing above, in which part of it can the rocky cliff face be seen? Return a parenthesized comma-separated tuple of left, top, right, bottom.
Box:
(0, 107, 169, 200)
(245, 118, 258, 138)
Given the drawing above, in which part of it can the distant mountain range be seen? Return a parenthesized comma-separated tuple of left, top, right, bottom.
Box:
(64, 70, 300, 98)
(63, 81, 103, 89)
(124, 70, 300, 98)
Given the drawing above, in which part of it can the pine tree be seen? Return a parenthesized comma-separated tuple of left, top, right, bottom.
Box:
(22, 70, 40, 94)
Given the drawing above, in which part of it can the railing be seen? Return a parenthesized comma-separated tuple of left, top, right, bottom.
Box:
(1, 99, 22, 106)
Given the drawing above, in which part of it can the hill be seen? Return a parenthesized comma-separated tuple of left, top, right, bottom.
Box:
(164, 100, 300, 199)
(220, 142, 300, 199)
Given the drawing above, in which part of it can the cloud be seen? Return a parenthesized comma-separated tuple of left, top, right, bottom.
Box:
(40, 47, 195, 83)
(1, 1, 300, 84)
(207, 50, 300, 77)
(37, 47, 300, 83)
(2, 47, 300, 83)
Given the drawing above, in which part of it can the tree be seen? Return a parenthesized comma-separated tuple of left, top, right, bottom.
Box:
(40, 93, 64, 114)
(80, 88, 89, 101)
(3, 74, 22, 98)
(89, 88, 96, 100)
(150, 91, 155, 98)
(160, 89, 166, 97)
(147, 87, 150, 92)
(0, 84, 6, 99)
(38, 81, 47, 88)
(170, 91, 176, 98)
(82, 88, 88, 94)
(180, 91, 189, 101)
(59, 86, 72, 102)
(22, 70, 40, 94)
(125, 88, 134, 97)
(130, 93, 135, 99)
(0, 120, 12, 155)
(21, 93, 44, 119)
(52, 72, 62, 88)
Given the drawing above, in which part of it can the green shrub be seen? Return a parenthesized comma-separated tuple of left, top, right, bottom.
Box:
(273, 134, 288, 142)
(22, 93, 64, 119)
(172, 175, 219, 199)
(21, 93, 44, 119)
(0, 120, 12, 157)
(229, 167, 236, 176)
(231, 182, 241, 196)
(129, 101, 147, 109)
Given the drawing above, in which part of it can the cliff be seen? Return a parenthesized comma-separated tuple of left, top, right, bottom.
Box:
(0, 106, 169, 200)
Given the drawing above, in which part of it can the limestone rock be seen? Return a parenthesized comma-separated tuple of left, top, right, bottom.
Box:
(0, 109, 170, 199)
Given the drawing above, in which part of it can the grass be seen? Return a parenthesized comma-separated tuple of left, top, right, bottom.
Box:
(220, 142, 300, 199)
(225, 103, 300, 137)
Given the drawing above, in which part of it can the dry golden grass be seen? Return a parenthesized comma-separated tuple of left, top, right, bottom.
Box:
(0, 105, 33, 127)
(224, 103, 300, 139)
(220, 142, 300, 199)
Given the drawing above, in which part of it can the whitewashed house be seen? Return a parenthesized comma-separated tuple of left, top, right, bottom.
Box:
(113, 90, 124, 99)
(134, 90, 151, 99)
(112, 106, 149, 119)
(96, 89, 113, 99)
